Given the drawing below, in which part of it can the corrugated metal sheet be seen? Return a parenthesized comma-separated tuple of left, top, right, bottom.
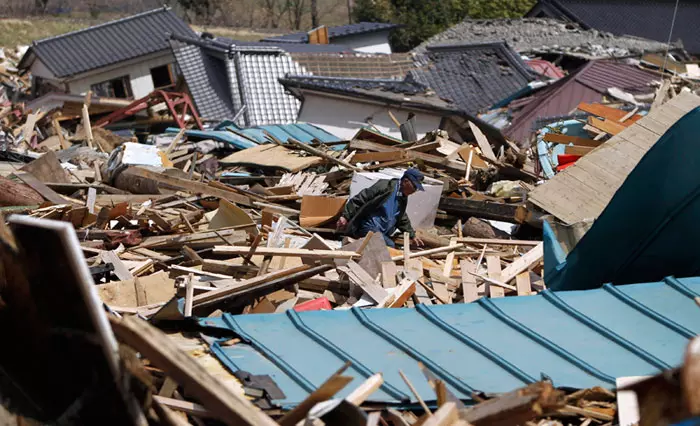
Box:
(166, 122, 340, 150)
(198, 279, 700, 408)
(546, 103, 700, 291)
(22, 8, 195, 78)
(529, 92, 700, 225)
(504, 60, 659, 144)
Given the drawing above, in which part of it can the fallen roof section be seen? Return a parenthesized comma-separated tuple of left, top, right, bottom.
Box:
(546, 100, 700, 291)
(411, 41, 538, 114)
(280, 75, 465, 115)
(199, 278, 700, 408)
(526, 0, 700, 54)
(412, 17, 671, 57)
(529, 92, 700, 225)
(262, 22, 400, 44)
(18, 7, 196, 79)
(504, 60, 660, 143)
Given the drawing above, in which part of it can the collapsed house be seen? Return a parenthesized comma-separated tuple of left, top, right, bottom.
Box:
(2, 5, 700, 426)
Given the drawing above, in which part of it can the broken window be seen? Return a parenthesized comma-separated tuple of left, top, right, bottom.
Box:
(90, 75, 133, 99)
(150, 64, 175, 90)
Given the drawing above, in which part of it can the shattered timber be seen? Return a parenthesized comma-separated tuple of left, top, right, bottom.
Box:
(2, 4, 700, 426)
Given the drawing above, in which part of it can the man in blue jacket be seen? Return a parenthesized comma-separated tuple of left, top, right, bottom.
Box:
(337, 168, 425, 248)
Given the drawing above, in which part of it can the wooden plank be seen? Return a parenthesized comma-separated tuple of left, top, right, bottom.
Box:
(345, 373, 384, 405)
(377, 278, 416, 308)
(102, 250, 134, 281)
(391, 244, 462, 262)
(153, 395, 211, 418)
(515, 272, 532, 296)
(468, 121, 497, 162)
(565, 145, 594, 156)
(352, 150, 404, 163)
(460, 259, 479, 303)
(342, 260, 388, 303)
(213, 246, 359, 259)
(500, 242, 544, 284)
(455, 238, 540, 246)
(588, 116, 625, 135)
(577, 102, 639, 122)
(86, 187, 97, 214)
(486, 255, 504, 298)
(96, 194, 168, 204)
(278, 364, 353, 426)
(542, 133, 603, 148)
(110, 316, 277, 426)
(14, 172, 68, 205)
(287, 138, 362, 171)
(348, 139, 466, 175)
(126, 167, 252, 206)
(221, 144, 323, 173)
(423, 402, 458, 426)
(407, 258, 431, 305)
(381, 261, 398, 288)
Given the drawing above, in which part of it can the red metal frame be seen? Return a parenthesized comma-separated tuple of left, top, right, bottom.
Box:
(94, 90, 203, 130)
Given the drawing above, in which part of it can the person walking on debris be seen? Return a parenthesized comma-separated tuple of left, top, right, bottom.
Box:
(337, 168, 425, 248)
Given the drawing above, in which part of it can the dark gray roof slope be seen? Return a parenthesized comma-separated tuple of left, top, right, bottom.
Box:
(280, 75, 463, 114)
(263, 22, 400, 43)
(526, 0, 700, 53)
(411, 42, 538, 114)
(19, 7, 195, 78)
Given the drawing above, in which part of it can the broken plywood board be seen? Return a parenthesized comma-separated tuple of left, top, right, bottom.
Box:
(19, 151, 71, 183)
(98, 271, 175, 308)
(208, 199, 258, 235)
(220, 144, 323, 172)
(299, 195, 346, 228)
(529, 92, 700, 225)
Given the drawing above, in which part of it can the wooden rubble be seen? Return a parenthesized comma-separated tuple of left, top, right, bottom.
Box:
(0, 49, 695, 425)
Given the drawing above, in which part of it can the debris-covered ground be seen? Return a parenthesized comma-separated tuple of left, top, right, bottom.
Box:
(2, 7, 700, 426)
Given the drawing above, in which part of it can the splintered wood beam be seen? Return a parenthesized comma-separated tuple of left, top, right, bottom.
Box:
(212, 246, 359, 259)
(109, 316, 277, 426)
(278, 363, 353, 426)
(462, 381, 565, 426)
(287, 137, 362, 172)
(486, 256, 504, 298)
(499, 242, 543, 284)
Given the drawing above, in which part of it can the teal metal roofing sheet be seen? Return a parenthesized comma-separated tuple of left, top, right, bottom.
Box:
(546, 105, 700, 291)
(198, 279, 700, 408)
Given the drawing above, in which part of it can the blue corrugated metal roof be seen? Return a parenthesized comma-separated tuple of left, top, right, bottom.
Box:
(166, 122, 341, 151)
(198, 279, 700, 408)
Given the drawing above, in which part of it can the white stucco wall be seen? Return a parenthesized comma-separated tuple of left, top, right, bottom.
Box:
(67, 52, 175, 99)
(297, 92, 444, 140)
(30, 58, 58, 80)
(335, 31, 392, 54)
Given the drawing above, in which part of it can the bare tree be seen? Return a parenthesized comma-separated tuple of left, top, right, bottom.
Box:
(261, 0, 288, 28)
(287, 0, 307, 30)
(311, 0, 318, 27)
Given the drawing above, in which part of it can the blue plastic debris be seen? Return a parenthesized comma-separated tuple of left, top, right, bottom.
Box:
(198, 279, 700, 408)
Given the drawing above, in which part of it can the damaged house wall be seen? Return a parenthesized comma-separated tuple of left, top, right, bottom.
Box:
(297, 92, 443, 140)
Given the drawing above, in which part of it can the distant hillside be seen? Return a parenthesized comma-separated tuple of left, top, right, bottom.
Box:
(0, 0, 350, 32)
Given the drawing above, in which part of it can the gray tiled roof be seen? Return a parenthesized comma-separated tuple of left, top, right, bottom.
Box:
(262, 22, 400, 43)
(19, 7, 195, 78)
(280, 75, 463, 114)
(217, 37, 353, 53)
(410, 41, 538, 114)
(170, 34, 309, 126)
(169, 38, 235, 122)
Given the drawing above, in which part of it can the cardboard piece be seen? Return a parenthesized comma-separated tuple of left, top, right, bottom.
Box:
(208, 199, 258, 235)
(300, 195, 347, 228)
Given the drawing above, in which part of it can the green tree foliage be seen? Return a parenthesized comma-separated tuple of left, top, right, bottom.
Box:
(354, 0, 536, 52)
